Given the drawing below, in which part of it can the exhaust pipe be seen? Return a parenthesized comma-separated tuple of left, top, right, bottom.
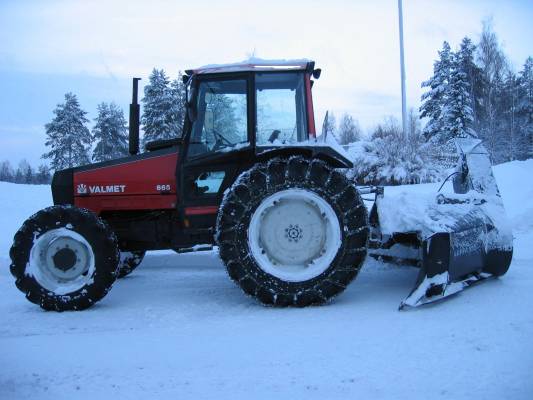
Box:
(129, 77, 141, 155)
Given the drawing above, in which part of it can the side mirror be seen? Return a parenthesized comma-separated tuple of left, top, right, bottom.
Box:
(186, 76, 198, 122)
(312, 69, 322, 79)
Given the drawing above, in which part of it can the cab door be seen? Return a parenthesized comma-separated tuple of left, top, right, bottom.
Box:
(178, 73, 255, 232)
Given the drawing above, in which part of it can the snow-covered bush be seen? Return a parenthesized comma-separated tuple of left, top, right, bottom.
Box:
(346, 117, 442, 185)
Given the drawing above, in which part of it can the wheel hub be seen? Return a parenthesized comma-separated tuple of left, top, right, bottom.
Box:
(52, 247, 77, 271)
(248, 189, 341, 282)
(285, 224, 303, 242)
(28, 228, 95, 294)
(43, 235, 91, 280)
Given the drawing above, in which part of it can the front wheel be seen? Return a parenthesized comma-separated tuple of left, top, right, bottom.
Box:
(9, 205, 119, 311)
(216, 156, 369, 307)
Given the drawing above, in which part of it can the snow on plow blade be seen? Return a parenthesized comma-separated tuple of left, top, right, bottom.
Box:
(369, 138, 513, 309)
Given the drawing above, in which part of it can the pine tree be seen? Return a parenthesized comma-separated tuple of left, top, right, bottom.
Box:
(516, 57, 533, 160)
(0, 160, 14, 182)
(170, 71, 187, 133)
(419, 21, 531, 164)
(420, 41, 452, 141)
(24, 164, 34, 184)
(43, 93, 92, 170)
(14, 167, 24, 184)
(15, 160, 31, 183)
(17, 160, 31, 183)
(337, 114, 361, 145)
(498, 71, 521, 161)
(92, 102, 129, 162)
(36, 164, 52, 184)
(141, 69, 182, 146)
(441, 49, 477, 140)
(457, 37, 483, 128)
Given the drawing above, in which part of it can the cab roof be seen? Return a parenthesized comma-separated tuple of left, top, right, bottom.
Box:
(186, 58, 314, 75)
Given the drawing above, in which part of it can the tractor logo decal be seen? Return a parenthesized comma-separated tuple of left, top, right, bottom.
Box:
(77, 183, 87, 194)
(76, 183, 126, 195)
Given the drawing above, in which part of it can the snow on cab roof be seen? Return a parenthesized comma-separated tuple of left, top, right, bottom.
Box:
(189, 57, 313, 75)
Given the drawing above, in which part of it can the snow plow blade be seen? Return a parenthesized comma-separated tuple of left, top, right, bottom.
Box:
(399, 230, 512, 309)
(399, 138, 513, 309)
(368, 138, 513, 309)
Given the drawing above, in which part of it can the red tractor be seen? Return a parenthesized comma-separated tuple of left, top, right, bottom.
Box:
(10, 60, 512, 311)
(11, 61, 369, 310)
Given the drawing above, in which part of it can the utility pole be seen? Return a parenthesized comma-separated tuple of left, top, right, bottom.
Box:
(398, 0, 408, 138)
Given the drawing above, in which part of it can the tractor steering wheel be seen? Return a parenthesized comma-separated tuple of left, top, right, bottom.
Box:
(212, 129, 232, 146)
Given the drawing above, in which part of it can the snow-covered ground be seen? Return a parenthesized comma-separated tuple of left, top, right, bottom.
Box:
(1, 160, 532, 400)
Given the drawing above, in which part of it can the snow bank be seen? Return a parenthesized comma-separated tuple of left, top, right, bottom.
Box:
(493, 159, 533, 234)
(0, 182, 52, 255)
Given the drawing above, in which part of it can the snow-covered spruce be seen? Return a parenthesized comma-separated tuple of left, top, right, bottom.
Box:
(141, 69, 186, 147)
(92, 102, 129, 162)
(420, 41, 452, 142)
(117, 251, 146, 278)
(216, 156, 368, 307)
(43, 93, 92, 170)
(9, 205, 119, 311)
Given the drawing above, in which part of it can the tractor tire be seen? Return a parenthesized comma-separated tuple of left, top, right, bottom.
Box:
(117, 251, 146, 278)
(9, 205, 119, 311)
(216, 156, 368, 307)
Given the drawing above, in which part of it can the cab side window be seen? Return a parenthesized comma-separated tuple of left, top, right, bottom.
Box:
(255, 72, 308, 145)
(188, 79, 248, 158)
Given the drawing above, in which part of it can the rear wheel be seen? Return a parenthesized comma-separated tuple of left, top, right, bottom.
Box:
(10, 205, 119, 311)
(216, 156, 368, 306)
(117, 251, 146, 278)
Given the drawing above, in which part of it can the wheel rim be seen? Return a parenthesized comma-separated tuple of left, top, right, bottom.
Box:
(27, 228, 95, 295)
(248, 188, 341, 282)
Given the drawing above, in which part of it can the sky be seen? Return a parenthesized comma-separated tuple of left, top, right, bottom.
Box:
(0, 0, 531, 167)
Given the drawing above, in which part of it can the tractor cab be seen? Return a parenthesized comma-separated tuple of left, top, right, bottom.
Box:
(183, 62, 316, 158)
